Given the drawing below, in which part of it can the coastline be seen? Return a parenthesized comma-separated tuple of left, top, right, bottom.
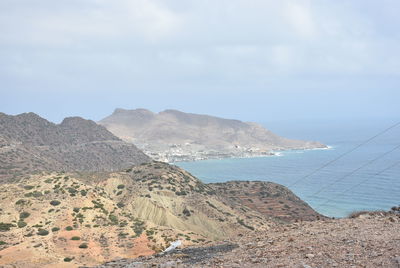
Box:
(167, 145, 332, 164)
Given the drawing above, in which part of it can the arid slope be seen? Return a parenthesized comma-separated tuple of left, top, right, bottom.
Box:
(0, 162, 321, 267)
(0, 112, 150, 182)
(99, 109, 327, 162)
(99, 212, 400, 268)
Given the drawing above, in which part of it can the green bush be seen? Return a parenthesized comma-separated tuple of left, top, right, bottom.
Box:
(51, 227, 60, 232)
(63, 257, 73, 262)
(65, 226, 73, 231)
(24, 185, 35, 190)
(0, 241, 6, 245)
(37, 229, 49, 236)
(17, 221, 27, 228)
(71, 236, 80, 240)
(108, 214, 118, 225)
(15, 199, 27, 205)
(117, 184, 125, 189)
(0, 222, 15, 231)
(19, 212, 30, 219)
(73, 207, 80, 213)
(175, 190, 187, 196)
(50, 200, 61, 206)
(24, 191, 43, 198)
(78, 243, 88, 249)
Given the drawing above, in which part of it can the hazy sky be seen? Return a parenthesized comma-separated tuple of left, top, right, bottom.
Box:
(1, 0, 399, 123)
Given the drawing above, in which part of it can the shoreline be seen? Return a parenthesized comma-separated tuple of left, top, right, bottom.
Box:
(169, 145, 333, 164)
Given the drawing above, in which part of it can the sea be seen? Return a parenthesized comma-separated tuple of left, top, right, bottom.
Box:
(176, 118, 400, 218)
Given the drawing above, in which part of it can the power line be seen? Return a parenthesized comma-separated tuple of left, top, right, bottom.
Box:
(314, 160, 400, 210)
(289, 121, 400, 187)
(308, 143, 400, 198)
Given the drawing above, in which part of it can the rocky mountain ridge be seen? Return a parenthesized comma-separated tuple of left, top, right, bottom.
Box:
(0, 112, 150, 182)
(99, 108, 327, 162)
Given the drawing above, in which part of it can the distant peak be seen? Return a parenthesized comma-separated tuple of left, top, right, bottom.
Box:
(16, 112, 43, 120)
(161, 109, 183, 114)
(60, 116, 94, 127)
(14, 112, 53, 124)
(112, 108, 127, 114)
(112, 108, 153, 115)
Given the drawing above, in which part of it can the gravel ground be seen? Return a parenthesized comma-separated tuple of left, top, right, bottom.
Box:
(92, 212, 400, 268)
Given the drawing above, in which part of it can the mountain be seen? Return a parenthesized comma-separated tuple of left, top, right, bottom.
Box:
(0, 112, 150, 182)
(99, 108, 327, 162)
(0, 162, 321, 267)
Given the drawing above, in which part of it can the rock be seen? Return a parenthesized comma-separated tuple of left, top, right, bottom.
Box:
(305, 254, 315, 259)
(393, 256, 400, 266)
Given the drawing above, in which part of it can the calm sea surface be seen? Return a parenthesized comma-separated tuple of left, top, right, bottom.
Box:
(176, 118, 400, 218)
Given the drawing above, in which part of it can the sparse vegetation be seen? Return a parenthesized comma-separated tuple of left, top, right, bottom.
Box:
(17, 221, 27, 228)
(348, 210, 387, 218)
(236, 218, 254, 230)
(24, 191, 43, 198)
(19, 211, 30, 219)
(78, 243, 88, 249)
(50, 200, 61, 206)
(15, 199, 27, 205)
(109, 214, 119, 225)
(183, 208, 191, 217)
(37, 229, 49, 236)
(0, 222, 15, 232)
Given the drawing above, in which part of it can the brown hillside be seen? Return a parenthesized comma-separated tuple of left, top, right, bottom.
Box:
(210, 181, 325, 222)
(99, 108, 327, 162)
(0, 162, 321, 267)
(0, 112, 150, 182)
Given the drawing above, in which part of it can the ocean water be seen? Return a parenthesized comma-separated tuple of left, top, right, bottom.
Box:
(176, 118, 400, 218)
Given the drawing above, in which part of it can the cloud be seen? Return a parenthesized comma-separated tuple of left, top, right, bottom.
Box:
(0, 0, 399, 95)
(284, 1, 317, 39)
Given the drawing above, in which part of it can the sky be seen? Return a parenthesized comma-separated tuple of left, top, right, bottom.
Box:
(0, 0, 399, 123)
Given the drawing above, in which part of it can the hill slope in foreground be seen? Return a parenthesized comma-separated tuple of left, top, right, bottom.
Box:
(106, 211, 400, 268)
(0, 162, 322, 267)
(0, 112, 150, 182)
(99, 109, 327, 162)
